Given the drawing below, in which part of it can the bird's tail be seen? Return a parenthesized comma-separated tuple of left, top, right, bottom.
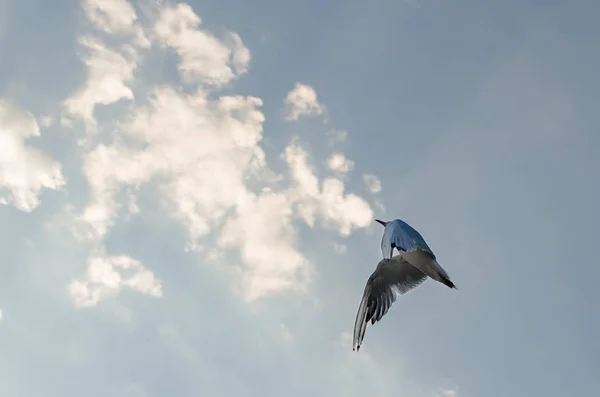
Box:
(353, 283, 372, 352)
(400, 251, 457, 290)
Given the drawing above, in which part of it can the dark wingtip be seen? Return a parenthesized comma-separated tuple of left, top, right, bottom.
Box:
(441, 277, 457, 290)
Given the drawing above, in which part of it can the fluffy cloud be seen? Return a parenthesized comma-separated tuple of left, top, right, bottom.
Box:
(68, 255, 162, 308)
(63, 0, 152, 130)
(83, 0, 149, 46)
(327, 152, 354, 174)
(11, 0, 380, 305)
(153, 3, 250, 85)
(0, 100, 66, 212)
(73, 79, 286, 299)
(83, 0, 138, 34)
(363, 173, 382, 193)
(219, 190, 312, 301)
(284, 143, 373, 236)
(76, 86, 267, 240)
(58, 1, 379, 302)
(75, 80, 372, 299)
(284, 82, 324, 120)
(62, 37, 139, 129)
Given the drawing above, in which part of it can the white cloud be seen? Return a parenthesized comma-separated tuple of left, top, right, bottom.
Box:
(83, 0, 149, 46)
(79, 86, 267, 239)
(73, 82, 311, 302)
(0, 100, 66, 212)
(219, 190, 312, 301)
(226, 31, 251, 76)
(153, 3, 250, 85)
(62, 37, 138, 129)
(68, 255, 162, 308)
(363, 173, 382, 193)
(62, 0, 153, 130)
(437, 388, 458, 397)
(327, 152, 354, 174)
(78, 143, 148, 239)
(74, 81, 312, 301)
(74, 84, 373, 300)
(0, 308, 2, 322)
(83, 0, 137, 34)
(318, 178, 373, 235)
(63, 1, 377, 303)
(284, 82, 324, 120)
(284, 142, 373, 236)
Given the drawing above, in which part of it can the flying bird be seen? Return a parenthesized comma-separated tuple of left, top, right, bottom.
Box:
(375, 218, 457, 290)
(351, 218, 458, 351)
(353, 255, 428, 351)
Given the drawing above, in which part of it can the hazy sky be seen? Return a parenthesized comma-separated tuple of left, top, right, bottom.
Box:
(1, 0, 599, 396)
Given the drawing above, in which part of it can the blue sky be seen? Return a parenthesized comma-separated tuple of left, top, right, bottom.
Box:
(1, 0, 599, 396)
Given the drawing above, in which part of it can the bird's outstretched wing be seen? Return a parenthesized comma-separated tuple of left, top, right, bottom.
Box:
(381, 219, 435, 259)
(353, 256, 427, 351)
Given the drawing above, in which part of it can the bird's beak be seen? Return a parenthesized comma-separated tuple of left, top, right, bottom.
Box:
(374, 219, 387, 226)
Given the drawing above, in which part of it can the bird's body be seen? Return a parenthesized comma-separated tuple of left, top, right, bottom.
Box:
(351, 218, 458, 352)
(378, 218, 435, 259)
(376, 218, 456, 290)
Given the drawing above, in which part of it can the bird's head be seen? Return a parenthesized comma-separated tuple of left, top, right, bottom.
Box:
(374, 219, 388, 227)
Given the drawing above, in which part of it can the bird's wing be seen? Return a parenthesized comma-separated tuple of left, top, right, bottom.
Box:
(352, 256, 428, 351)
(381, 219, 436, 259)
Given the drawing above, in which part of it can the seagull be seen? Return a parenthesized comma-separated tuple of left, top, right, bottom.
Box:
(375, 218, 457, 290)
(351, 218, 458, 352)
(352, 255, 428, 351)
